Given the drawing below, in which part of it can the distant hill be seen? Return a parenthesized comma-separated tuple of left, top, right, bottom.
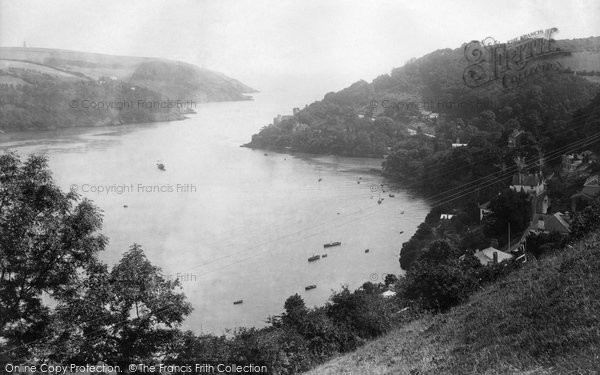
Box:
(0, 47, 256, 131)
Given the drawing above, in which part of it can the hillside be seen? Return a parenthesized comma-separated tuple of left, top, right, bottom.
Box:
(0, 47, 255, 131)
(245, 36, 600, 157)
(307, 230, 600, 375)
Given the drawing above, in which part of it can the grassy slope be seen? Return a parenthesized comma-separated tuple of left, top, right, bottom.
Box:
(307, 232, 600, 375)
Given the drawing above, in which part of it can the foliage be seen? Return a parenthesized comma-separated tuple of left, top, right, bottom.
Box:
(0, 152, 107, 343)
(398, 241, 478, 312)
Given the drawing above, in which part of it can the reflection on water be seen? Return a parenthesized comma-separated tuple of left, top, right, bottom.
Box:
(0, 91, 429, 334)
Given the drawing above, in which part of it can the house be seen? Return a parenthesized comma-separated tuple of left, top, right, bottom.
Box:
(381, 290, 397, 298)
(452, 137, 468, 148)
(508, 129, 525, 148)
(571, 175, 600, 211)
(510, 172, 545, 196)
(440, 214, 454, 220)
(292, 123, 309, 133)
(562, 154, 584, 174)
(478, 201, 492, 222)
(273, 114, 294, 126)
(530, 212, 571, 235)
(407, 128, 417, 136)
(474, 247, 514, 266)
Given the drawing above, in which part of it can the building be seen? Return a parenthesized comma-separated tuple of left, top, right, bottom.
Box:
(530, 212, 571, 235)
(510, 172, 545, 196)
(381, 290, 397, 298)
(273, 114, 294, 126)
(571, 175, 600, 211)
(562, 154, 584, 174)
(440, 213, 454, 220)
(478, 201, 492, 222)
(452, 137, 468, 148)
(474, 247, 514, 266)
(562, 151, 598, 174)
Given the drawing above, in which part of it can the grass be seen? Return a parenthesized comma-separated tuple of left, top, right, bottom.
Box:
(306, 231, 600, 374)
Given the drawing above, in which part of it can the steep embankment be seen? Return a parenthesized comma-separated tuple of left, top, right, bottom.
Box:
(307, 231, 600, 375)
(0, 47, 255, 131)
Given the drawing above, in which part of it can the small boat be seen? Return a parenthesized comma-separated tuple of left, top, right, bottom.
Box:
(123, 205, 128, 208)
(389, 194, 395, 198)
(377, 199, 382, 204)
(399, 231, 404, 234)
(157, 162, 166, 171)
(318, 178, 322, 182)
(324, 241, 341, 248)
(308, 254, 321, 262)
(305, 285, 317, 291)
(365, 249, 370, 253)
(359, 177, 362, 180)
(264, 153, 268, 156)
(322, 254, 328, 258)
(401, 211, 404, 214)
(357, 181, 360, 184)
(233, 300, 243, 305)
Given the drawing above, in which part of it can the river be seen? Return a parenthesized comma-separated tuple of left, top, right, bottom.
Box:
(0, 86, 429, 334)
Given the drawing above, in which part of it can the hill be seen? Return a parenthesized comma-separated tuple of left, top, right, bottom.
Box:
(0, 47, 255, 131)
(245, 36, 600, 157)
(306, 230, 600, 375)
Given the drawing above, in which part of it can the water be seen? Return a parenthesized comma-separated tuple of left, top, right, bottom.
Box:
(0, 88, 429, 334)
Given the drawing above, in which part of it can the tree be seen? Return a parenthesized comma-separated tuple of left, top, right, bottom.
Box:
(399, 241, 476, 311)
(0, 153, 107, 342)
(570, 198, 600, 240)
(282, 294, 308, 329)
(29, 244, 193, 367)
(483, 189, 532, 246)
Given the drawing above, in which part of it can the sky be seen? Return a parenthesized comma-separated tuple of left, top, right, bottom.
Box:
(1, 0, 599, 93)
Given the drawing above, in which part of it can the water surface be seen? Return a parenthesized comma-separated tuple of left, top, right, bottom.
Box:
(0, 90, 429, 334)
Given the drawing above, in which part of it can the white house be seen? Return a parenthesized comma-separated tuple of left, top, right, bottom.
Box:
(510, 172, 545, 196)
(474, 247, 514, 266)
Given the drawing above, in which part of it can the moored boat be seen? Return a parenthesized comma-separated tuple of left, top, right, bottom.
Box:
(308, 254, 321, 262)
(233, 300, 243, 305)
(305, 285, 316, 290)
(323, 241, 341, 248)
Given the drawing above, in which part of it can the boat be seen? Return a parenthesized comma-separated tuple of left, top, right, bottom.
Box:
(323, 241, 341, 248)
(399, 231, 404, 234)
(389, 194, 395, 197)
(157, 162, 166, 171)
(322, 254, 328, 258)
(308, 254, 321, 262)
(365, 249, 370, 253)
(264, 153, 268, 156)
(357, 181, 360, 184)
(318, 178, 322, 182)
(233, 300, 243, 305)
(401, 211, 404, 214)
(305, 285, 317, 291)
(123, 205, 128, 208)
(377, 199, 382, 204)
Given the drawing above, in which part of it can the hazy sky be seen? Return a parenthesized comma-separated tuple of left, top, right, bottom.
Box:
(1, 0, 599, 92)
